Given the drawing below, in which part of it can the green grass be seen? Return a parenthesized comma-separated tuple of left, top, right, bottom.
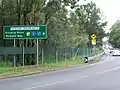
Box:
(0, 50, 103, 77)
(0, 56, 85, 77)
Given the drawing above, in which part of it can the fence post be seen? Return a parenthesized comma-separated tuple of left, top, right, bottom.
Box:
(72, 48, 79, 61)
(72, 48, 74, 58)
(87, 47, 89, 57)
(83, 47, 84, 57)
(36, 39, 39, 66)
(22, 44, 25, 67)
(13, 39, 16, 67)
(42, 47, 44, 64)
(55, 48, 58, 63)
(64, 48, 67, 62)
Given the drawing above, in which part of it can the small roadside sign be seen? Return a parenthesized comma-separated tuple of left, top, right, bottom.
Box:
(91, 34, 96, 39)
(92, 39, 96, 45)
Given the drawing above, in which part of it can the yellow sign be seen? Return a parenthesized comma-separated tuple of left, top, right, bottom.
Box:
(92, 39, 96, 45)
(92, 39, 96, 42)
(91, 34, 96, 39)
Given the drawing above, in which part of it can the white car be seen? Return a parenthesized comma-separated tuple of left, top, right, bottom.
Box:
(112, 50, 120, 56)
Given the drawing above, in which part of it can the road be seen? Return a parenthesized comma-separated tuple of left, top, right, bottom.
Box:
(0, 55, 120, 90)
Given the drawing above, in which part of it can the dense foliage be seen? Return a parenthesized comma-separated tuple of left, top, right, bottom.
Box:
(109, 20, 120, 48)
(0, 0, 107, 65)
(0, 0, 107, 47)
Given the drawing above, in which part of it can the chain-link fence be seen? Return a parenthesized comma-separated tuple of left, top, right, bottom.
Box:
(0, 46, 103, 67)
(38, 47, 103, 64)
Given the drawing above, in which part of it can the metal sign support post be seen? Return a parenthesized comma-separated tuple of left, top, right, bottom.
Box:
(37, 39, 39, 66)
(91, 34, 97, 56)
(13, 39, 16, 67)
(3, 25, 47, 67)
(22, 43, 25, 66)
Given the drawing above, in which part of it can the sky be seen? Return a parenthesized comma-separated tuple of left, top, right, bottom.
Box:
(47, 0, 119, 32)
(90, 0, 120, 31)
(79, 0, 120, 32)
(91, 0, 120, 41)
(78, 0, 120, 41)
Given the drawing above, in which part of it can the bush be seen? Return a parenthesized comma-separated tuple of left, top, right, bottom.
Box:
(0, 60, 12, 67)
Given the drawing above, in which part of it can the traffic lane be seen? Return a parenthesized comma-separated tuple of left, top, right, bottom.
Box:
(0, 55, 119, 90)
(18, 55, 120, 90)
(35, 65, 120, 90)
(0, 55, 115, 89)
(0, 56, 113, 84)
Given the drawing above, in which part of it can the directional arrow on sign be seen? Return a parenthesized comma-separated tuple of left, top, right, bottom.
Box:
(43, 32, 45, 36)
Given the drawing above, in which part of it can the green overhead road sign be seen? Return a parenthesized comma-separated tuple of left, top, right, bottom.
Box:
(3, 25, 47, 39)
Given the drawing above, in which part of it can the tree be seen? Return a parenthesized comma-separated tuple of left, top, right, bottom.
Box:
(109, 20, 120, 48)
(75, 1, 107, 46)
(68, 11, 89, 47)
(0, 0, 107, 66)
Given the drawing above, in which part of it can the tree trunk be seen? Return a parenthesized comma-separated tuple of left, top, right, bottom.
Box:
(16, 0, 22, 66)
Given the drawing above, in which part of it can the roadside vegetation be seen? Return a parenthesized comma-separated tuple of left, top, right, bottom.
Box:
(0, 47, 103, 77)
(0, 0, 106, 76)
(109, 20, 120, 48)
(0, 55, 102, 77)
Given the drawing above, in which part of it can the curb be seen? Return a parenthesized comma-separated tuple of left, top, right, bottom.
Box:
(87, 52, 105, 64)
(0, 65, 83, 80)
(0, 67, 67, 79)
(88, 52, 105, 61)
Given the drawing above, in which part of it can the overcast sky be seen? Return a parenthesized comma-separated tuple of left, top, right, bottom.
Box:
(90, 0, 120, 41)
(78, 0, 120, 41)
(91, 0, 120, 30)
(79, 0, 120, 31)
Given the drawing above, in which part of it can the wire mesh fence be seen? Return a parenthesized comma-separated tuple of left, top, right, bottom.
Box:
(38, 47, 103, 64)
(0, 46, 103, 67)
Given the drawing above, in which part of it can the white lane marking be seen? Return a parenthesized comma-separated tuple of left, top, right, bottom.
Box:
(21, 66, 120, 90)
(21, 80, 69, 90)
(21, 76, 88, 90)
(0, 55, 108, 83)
(21, 55, 111, 90)
(96, 66, 120, 75)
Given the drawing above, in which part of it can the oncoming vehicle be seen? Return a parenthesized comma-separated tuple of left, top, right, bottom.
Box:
(112, 50, 120, 56)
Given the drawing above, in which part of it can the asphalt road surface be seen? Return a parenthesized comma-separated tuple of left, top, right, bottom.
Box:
(0, 55, 120, 90)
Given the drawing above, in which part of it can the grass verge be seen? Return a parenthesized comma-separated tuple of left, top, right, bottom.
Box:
(0, 58, 85, 77)
(0, 55, 102, 78)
